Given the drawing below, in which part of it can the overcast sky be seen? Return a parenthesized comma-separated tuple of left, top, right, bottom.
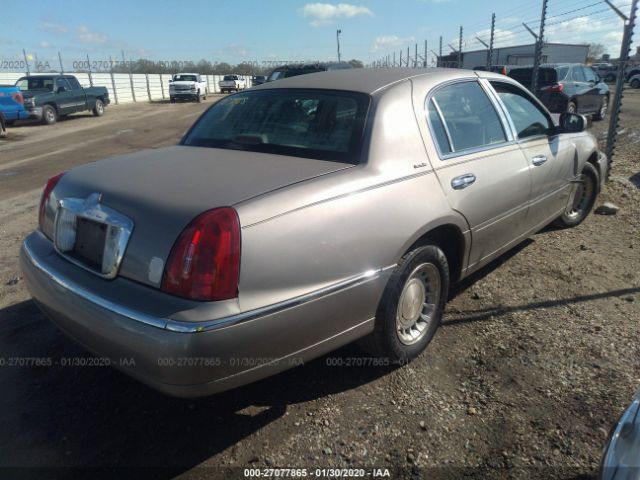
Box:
(0, 0, 636, 67)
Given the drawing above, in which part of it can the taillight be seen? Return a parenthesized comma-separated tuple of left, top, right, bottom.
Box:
(38, 172, 66, 233)
(11, 92, 24, 105)
(161, 207, 240, 301)
(541, 83, 564, 93)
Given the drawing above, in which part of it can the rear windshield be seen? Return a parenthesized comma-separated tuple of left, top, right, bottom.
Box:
(508, 68, 558, 88)
(181, 89, 370, 163)
(174, 75, 197, 82)
(223, 75, 238, 81)
(268, 67, 325, 81)
(15, 77, 54, 92)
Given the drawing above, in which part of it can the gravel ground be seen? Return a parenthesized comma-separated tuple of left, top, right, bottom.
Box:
(0, 89, 638, 480)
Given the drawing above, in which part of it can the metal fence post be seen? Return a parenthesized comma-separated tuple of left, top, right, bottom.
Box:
(424, 40, 428, 67)
(159, 74, 165, 100)
(400, 49, 403, 67)
(488, 13, 496, 70)
(531, 0, 548, 93)
(605, 0, 638, 171)
(123, 51, 136, 102)
(439, 36, 443, 67)
(407, 46, 410, 67)
(393, 52, 396, 67)
(109, 55, 119, 105)
(22, 49, 31, 75)
(458, 26, 463, 68)
(145, 73, 151, 101)
(415, 43, 418, 67)
(58, 51, 64, 74)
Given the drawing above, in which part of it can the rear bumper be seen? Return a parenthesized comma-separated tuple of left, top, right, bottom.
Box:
(20, 231, 383, 397)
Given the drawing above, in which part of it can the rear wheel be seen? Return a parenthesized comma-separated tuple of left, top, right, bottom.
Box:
(42, 105, 57, 125)
(593, 96, 608, 121)
(170, 96, 175, 103)
(358, 245, 449, 363)
(92, 99, 104, 117)
(631, 79, 640, 89)
(555, 162, 598, 228)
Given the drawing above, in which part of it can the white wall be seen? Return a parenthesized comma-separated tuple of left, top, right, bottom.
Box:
(0, 72, 246, 104)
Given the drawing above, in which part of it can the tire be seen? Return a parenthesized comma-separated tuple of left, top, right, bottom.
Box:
(358, 245, 449, 363)
(196, 90, 202, 103)
(92, 99, 104, 117)
(170, 96, 175, 103)
(631, 79, 640, 89)
(592, 96, 608, 121)
(567, 101, 577, 114)
(555, 162, 599, 228)
(605, 74, 616, 83)
(42, 105, 57, 125)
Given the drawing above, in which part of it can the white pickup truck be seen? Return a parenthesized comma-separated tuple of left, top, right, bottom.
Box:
(169, 73, 208, 102)
(218, 74, 247, 93)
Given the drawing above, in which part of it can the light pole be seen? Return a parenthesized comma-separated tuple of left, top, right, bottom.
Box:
(336, 29, 342, 63)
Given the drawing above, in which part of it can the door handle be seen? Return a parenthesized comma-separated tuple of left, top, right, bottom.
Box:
(451, 173, 476, 190)
(532, 155, 547, 166)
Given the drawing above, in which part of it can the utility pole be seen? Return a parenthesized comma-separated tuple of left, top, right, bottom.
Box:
(336, 29, 342, 62)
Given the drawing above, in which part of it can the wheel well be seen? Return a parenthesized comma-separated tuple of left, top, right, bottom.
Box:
(586, 151, 602, 192)
(406, 224, 465, 283)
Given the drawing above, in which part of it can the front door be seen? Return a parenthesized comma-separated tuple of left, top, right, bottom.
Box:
(488, 80, 577, 228)
(54, 77, 75, 115)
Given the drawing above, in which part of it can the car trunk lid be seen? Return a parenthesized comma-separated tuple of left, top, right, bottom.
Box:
(54, 145, 352, 288)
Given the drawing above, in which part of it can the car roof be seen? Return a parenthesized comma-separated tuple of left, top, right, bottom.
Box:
(253, 67, 490, 95)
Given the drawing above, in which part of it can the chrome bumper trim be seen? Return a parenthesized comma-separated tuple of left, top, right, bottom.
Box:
(23, 235, 393, 334)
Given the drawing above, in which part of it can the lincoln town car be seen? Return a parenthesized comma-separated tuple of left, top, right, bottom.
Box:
(21, 69, 608, 396)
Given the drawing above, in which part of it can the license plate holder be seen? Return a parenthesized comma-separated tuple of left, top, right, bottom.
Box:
(72, 217, 108, 271)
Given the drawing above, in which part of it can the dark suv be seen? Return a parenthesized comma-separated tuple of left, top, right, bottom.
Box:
(508, 64, 609, 120)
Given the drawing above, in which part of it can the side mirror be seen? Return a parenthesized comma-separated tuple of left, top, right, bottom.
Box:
(559, 112, 587, 133)
(57, 86, 67, 93)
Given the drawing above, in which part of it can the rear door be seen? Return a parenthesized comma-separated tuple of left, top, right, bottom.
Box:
(54, 77, 75, 115)
(422, 79, 532, 270)
(488, 80, 577, 228)
(567, 66, 592, 112)
(582, 66, 602, 113)
(65, 77, 87, 112)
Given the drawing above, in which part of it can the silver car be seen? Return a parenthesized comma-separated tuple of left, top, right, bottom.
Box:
(21, 69, 608, 397)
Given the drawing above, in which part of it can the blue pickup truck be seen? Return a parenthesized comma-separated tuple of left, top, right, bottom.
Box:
(0, 85, 29, 135)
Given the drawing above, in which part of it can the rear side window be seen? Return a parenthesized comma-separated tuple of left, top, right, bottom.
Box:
(571, 67, 586, 81)
(427, 81, 506, 154)
(67, 77, 82, 90)
(491, 82, 552, 139)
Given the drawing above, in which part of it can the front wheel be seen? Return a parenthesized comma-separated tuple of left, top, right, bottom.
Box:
(42, 105, 57, 125)
(631, 79, 640, 89)
(358, 245, 449, 363)
(555, 162, 599, 228)
(92, 99, 104, 117)
(196, 90, 202, 103)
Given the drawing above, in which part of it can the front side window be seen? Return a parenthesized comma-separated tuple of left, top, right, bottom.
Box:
(583, 67, 597, 83)
(181, 89, 370, 163)
(427, 81, 507, 154)
(491, 82, 552, 139)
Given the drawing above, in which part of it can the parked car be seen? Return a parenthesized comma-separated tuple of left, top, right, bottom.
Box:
(21, 69, 607, 397)
(625, 66, 640, 81)
(0, 85, 30, 131)
(251, 75, 267, 87)
(266, 62, 353, 82)
(15, 74, 110, 125)
(169, 73, 207, 103)
(218, 74, 246, 93)
(508, 64, 610, 120)
(629, 74, 640, 89)
(601, 390, 640, 479)
(592, 63, 618, 83)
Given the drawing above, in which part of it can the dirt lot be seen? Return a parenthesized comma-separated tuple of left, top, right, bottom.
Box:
(0, 89, 638, 479)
